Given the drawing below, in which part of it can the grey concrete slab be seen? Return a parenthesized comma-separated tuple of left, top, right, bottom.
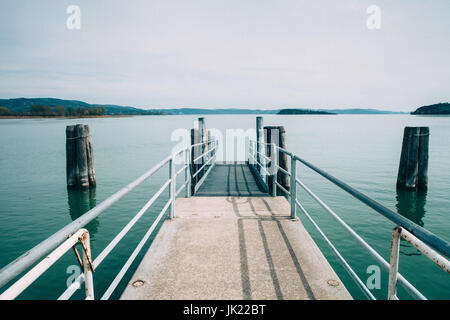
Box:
(121, 197, 352, 300)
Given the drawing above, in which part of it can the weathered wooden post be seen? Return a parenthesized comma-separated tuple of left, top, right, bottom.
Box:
(198, 117, 206, 179)
(278, 126, 290, 191)
(417, 127, 429, 190)
(66, 124, 96, 189)
(190, 128, 201, 195)
(264, 126, 275, 196)
(396, 127, 429, 190)
(264, 126, 290, 196)
(256, 117, 263, 173)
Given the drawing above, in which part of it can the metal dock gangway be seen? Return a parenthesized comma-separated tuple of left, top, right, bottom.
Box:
(0, 118, 449, 300)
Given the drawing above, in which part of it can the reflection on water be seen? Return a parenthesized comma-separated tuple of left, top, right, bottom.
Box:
(395, 189, 427, 256)
(67, 189, 99, 238)
(396, 189, 427, 227)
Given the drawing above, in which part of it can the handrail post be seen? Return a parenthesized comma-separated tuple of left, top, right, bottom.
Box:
(81, 231, 94, 300)
(290, 156, 297, 219)
(388, 227, 401, 300)
(169, 157, 175, 219)
(185, 148, 191, 198)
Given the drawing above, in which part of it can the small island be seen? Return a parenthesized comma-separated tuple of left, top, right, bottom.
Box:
(411, 103, 450, 115)
(277, 108, 336, 115)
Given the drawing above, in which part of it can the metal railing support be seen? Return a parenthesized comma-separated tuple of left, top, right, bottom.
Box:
(81, 231, 95, 300)
(169, 157, 176, 219)
(388, 226, 450, 300)
(0, 229, 93, 300)
(388, 227, 401, 300)
(185, 149, 191, 198)
(290, 155, 297, 219)
(270, 143, 277, 197)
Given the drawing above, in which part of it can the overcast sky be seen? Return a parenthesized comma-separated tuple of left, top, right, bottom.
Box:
(0, 0, 449, 111)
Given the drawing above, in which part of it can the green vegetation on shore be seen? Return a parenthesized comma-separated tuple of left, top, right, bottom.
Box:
(411, 103, 450, 115)
(0, 98, 169, 117)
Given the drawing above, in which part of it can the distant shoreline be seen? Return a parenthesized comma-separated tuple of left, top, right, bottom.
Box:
(0, 115, 135, 119)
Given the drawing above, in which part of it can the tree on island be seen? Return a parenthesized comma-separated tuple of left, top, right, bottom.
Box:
(27, 105, 107, 117)
(0, 107, 14, 115)
(411, 103, 450, 115)
(30, 105, 54, 116)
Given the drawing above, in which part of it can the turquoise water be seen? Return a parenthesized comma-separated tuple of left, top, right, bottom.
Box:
(0, 115, 449, 300)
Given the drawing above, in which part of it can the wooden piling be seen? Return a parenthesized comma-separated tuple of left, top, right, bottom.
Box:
(66, 126, 78, 187)
(417, 127, 429, 190)
(396, 127, 429, 191)
(264, 126, 290, 195)
(256, 117, 263, 173)
(66, 124, 96, 189)
(190, 128, 201, 194)
(198, 118, 206, 179)
(86, 126, 96, 187)
(278, 126, 290, 191)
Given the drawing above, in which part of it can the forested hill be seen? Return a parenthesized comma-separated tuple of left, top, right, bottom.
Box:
(0, 98, 166, 115)
(411, 103, 450, 115)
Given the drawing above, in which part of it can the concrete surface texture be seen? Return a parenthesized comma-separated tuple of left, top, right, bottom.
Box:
(121, 196, 352, 300)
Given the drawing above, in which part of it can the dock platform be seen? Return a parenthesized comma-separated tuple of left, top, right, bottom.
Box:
(195, 163, 269, 197)
(121, 164, 351, 300)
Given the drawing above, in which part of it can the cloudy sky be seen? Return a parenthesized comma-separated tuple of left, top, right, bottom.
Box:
(0, 0, 449, 111)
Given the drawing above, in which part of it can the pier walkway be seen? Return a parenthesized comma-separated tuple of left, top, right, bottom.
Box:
(195, 163, 269, 197)
(120, 164, 351, 300)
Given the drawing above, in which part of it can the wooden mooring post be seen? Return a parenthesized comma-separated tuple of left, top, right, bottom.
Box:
(66, 124, 96, 189)
(264, 125, 290, 195)
(199, 117, 206, 179)
(256, 117, 263, 174)
(190, 118, 208, 194)
(396, 127, 429, 191)
(190, 128, 200, 195)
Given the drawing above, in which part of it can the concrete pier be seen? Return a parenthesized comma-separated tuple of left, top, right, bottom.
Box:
(121, 195, 351, 300)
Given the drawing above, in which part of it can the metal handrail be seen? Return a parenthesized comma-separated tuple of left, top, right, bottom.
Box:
(0, 139, 218, 300)
(248, 140, 276, 192)
(295, 177, 425, 300)
(192, 140, 218, 194)
(248, 139, 450, 300)
(388, 227, 450, 300)
(0, 229, 94, 300)
(61, 139, 218, 300)
(193, 144, 217, 163)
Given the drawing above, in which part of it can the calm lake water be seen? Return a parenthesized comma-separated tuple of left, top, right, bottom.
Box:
(0, 115, 449, 300)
